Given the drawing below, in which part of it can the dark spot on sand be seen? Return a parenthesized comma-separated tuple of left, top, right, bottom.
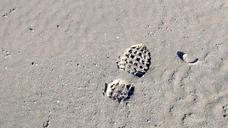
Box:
(29, 27, 34, 31)
(177, 51, 185, 61)
(42, 119, 50, 128)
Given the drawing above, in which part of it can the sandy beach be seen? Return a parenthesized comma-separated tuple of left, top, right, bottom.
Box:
(0, 0, 227, 128)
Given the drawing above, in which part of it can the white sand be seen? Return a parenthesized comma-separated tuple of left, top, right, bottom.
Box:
(0, 0, 227, 128)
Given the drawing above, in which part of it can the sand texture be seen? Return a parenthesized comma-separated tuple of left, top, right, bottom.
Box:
(0, 0, 228, 128)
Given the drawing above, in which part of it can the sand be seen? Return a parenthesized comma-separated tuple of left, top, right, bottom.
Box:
(0, 0, 227, 128)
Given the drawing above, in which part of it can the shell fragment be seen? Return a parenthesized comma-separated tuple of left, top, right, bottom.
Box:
(103, 79, 134, 102)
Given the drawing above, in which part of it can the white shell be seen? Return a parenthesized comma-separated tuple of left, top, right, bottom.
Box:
(177, 51, 199, 65)
(117, 43, 151, 77)
(182, 54, 199, 65)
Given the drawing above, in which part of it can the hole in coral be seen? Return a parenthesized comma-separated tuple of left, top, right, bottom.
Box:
(138, 52, 142, 56)
(134, 63, 138, 66)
